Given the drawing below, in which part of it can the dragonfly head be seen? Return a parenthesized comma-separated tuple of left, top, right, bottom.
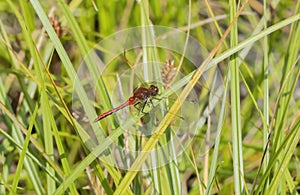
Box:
(149, 85, 159, 96)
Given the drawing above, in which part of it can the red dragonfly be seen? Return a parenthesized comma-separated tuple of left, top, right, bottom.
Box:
(94, 84, 159, 122)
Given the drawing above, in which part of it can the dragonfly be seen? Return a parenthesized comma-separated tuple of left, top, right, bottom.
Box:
(94, 84, 160, 122)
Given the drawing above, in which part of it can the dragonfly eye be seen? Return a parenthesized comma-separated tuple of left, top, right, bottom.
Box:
(150, 85, 159, 96)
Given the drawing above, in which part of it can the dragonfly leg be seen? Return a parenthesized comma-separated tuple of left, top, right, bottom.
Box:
(148, 99, 155, 108)
(140, 100, 148, 114)
(150, 97, 163, 107)
(134, 102, 148, 114)
(134, 102, 141, 110)
(151, 97, 162, 101)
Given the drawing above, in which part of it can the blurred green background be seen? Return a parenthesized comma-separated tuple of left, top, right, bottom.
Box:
(0, 0, 300, 194)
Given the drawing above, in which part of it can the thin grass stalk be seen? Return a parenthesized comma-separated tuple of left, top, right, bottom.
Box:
(41, 89, 56, 194)
(205, 76, 228, 194)
(229, 0, 244, 193)
(262, 0, 270, 186)
(9, 104, 38, 194)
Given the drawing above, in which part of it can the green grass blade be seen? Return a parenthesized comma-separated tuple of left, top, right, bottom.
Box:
(206, 77, 228, 195)
(9, 103, 38, 194)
